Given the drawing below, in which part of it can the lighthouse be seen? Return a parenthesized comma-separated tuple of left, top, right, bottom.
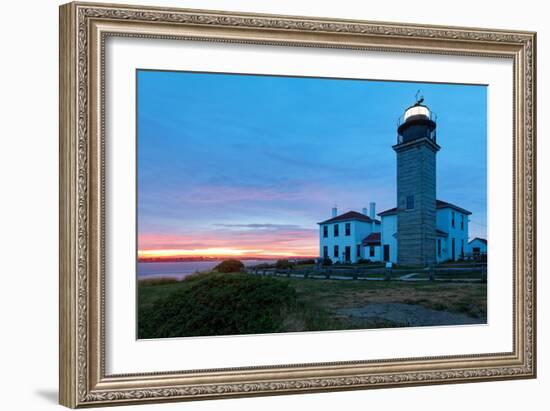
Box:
(393, 97, 440, 265)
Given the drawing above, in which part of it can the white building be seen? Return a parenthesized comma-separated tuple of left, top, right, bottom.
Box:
(468, 237, 488, 258)
(319, 199, 474, 264)
(318, 204, 380, 264)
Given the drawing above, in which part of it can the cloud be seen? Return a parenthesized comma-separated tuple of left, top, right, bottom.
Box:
(213, 223, 303, 230)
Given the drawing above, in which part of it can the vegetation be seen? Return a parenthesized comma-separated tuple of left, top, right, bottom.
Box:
(139, 272, 339, 338)
(213, 259, 244, 273)
(321, 257, 332, 266)
(287, 279, 487, 321)
(139, 277, 180, 287)
(275, 259, 294, 269)
(138, 269, 487, 338)
(298, 259, 317, 265)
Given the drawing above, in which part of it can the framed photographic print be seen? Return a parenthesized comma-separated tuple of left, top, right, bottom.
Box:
(59, 1, 537, 408)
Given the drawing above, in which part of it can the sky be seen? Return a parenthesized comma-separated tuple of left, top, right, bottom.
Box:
(137, 70, 487, 259)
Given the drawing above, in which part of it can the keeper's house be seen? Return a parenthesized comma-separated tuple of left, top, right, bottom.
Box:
(318, 204, 381, 264)
(318, 98, 481, 265)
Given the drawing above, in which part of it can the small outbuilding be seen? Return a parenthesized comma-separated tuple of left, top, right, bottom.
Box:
(468, 237, 488, 259)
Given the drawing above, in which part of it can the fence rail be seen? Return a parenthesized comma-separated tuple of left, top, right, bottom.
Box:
(246, 264, 487, 283)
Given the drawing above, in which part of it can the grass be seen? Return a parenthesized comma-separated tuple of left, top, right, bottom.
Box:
(290, 278, 486, 316)
(415, 271, 481, 280)
(138, 272, 487, 338)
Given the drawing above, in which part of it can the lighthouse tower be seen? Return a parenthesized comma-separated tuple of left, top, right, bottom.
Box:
(393, 97, 440, 265)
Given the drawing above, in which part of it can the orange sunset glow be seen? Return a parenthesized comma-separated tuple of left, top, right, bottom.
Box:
(138, 246, 317, 261)
(137, 230, 319, 261)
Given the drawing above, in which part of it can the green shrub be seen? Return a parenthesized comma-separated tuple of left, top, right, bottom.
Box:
(214, 259, 244, 273)
(138, 277, 180, 287)
(138, 272, 297, 338)
(275, 259, 294, 269)
(321, 258, 333, 266)
(251, 262, 274, 269)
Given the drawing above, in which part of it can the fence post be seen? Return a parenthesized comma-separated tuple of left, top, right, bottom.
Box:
(429, 265, 435, 282)
(384, 263, 392, 281)
(481, 264, 487, 283)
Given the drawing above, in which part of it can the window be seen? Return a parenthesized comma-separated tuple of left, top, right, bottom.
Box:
(437, 238, 441, 257)
(452, 212, 455, 228)
(334, 224, 339, 237)
(461, 239, 464, 258)
(323, 225, 328, 238)
(323, 246, 328, 259)
(369, 246, 375, 257)
(461, 215, 464, 230)
(406, 195, 414, 210)
(451, 238, 456, 260)
(333, 245, 339, 258)
(356, 244, 361, 258)
(345, 223, 351, 236)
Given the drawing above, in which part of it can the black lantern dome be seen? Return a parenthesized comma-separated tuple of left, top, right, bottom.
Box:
(397, 99, 437, 145)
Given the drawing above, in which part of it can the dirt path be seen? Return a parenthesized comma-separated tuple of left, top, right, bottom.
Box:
(336, 303, 484, 327)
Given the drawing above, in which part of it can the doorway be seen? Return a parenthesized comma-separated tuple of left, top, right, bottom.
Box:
(383, 244, 390, 261)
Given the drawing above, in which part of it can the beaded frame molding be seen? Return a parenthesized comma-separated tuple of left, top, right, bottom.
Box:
(59, 2, 536, 408)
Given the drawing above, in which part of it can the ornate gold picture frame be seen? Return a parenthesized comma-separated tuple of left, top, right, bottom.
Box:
(59, 2, 536, 408)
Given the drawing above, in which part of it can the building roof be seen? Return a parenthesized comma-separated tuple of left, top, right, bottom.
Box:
(469, 237, 487, 245)
(318, 211, 380, 225)
(377, 199, 472, 217)
(362, 232, 381, 245)
(436, 229, 448, 237)
(378, 206, 397, 217)
(436, 200, 472, 215)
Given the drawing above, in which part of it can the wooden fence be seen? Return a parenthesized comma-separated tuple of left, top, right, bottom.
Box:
(246, 264, 487, 282)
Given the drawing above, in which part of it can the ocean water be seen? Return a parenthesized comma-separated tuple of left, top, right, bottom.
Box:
(137, 260, 276, 280)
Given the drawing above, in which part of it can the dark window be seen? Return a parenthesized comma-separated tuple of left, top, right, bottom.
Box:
(452, 212, 455, 228)
(406, 195, 414, 210)
(345, 246, 351, 262)
(369, 246, 375, 257)
(323, 246, 328, 259)
(334, 245, 339, 258)
(461, 215, 464, 230)
(356, 244, 361, 258)
(437, 238, 441, 257)
(334, 224, 339, 237)
(345, 223, 351, 236)
(452, 238, 456, 260)
(323, 225, 328, 238)
(461, 239, 464, 257)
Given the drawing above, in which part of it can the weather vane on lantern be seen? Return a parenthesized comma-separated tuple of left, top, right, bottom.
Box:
(415, 89, 425, 105)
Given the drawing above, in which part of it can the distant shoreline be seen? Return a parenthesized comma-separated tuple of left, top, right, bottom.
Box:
(138, 256, 318, 264)
(138, 259, 297, 280)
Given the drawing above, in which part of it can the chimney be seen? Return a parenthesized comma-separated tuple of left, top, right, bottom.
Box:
(369, 202, 376, 220)
(331, 206, 337, 217)
(362, 207, 368, 216)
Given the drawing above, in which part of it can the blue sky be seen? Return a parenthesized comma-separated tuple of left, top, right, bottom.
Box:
(137, 70, 487, 258)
